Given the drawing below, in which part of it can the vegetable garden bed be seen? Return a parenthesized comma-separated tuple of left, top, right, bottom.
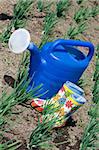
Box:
(0, 0, 99, 150)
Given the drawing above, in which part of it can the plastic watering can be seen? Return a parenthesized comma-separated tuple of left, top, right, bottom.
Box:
(9, 29, 94, 99)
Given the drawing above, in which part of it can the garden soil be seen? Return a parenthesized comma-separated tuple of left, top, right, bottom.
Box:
(0, 0, 99, 150)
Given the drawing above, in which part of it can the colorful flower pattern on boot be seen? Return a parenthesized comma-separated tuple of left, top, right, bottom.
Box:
(58, 98, 66, 105)
(65, 100, 73, 108)
(31, 81, 86, 128)
(53, 94, 61, 101)
(59, 107, 65, 116)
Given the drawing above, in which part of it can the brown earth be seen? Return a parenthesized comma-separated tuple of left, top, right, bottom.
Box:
(0, 0, 99, 150)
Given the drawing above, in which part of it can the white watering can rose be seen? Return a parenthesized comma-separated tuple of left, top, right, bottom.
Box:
(9, 28, 31, 54)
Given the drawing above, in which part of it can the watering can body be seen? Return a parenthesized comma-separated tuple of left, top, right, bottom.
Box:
(27, 39, 94, 99)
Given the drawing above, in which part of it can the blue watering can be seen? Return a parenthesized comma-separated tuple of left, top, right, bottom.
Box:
(27, 39, 94, 99)
(9, 29, 94, 99)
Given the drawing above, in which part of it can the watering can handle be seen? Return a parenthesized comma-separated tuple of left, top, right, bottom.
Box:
(50, 39, 94, 61)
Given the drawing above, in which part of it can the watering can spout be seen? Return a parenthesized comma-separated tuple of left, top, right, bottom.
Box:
(28, 42, 39, 55)
(28, 42, 41, 78)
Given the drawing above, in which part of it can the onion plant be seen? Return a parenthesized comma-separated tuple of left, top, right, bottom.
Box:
(74, 7, 91, 23)
(0, 71, 43, 127)
(80, 45, 99, 150)
(28, 101, 62, 149)
(56, 0, 70, 17)
(66, 21, 87, 39)
(0, 140, 21, 150)
(43, 13, 57, 36)
(1, 50, 33, 128)
(90, 6, 99, 17)
(80, 97, 99, 150)
(39, 12, 57, 48)
(77, 78, 86, 89)
(37, 0, 44, 12)
(80, 114, 99, 150)
(1, 0, 34, 43)
(92, 45, 99, 104)
(37, 0, 53, 13)
(74, 6, 99, 23)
